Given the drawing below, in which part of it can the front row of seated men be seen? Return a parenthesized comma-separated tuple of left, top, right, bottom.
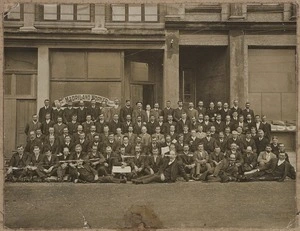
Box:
(6, 141, 295, 184)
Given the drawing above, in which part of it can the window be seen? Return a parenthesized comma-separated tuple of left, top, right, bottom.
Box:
(4, 48, 37, 98)
(4, 3, 23, 21)
(111, 4, 158, 22)
(112, 4, 126, 21)
(43, 4, 91, 21)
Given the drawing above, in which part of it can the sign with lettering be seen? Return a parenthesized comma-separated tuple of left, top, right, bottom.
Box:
(55, 94, 116, 107)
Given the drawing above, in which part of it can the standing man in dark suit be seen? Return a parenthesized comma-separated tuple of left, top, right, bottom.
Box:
(176, 112, 190, 134)
(221, 103, 231, 121)
(254, 129, 270, 155)
(242, 102, 255, 121)
(261, 115, 271, 142)
(88, 99, 101, 122)
(132, 102, 147, 124)
(245, 114, 255, 132)
(196, 101, 206, 116)
(230, 99, 243, 117)
(213, 114, 225, 133)
(120, 100, 133, 123)
(254, 115, 264, 132)
(38, 99, 52, 123)
(68, 114, 79, 135)
(25, 114, 42, 137)
(173, 100, 186, 123)
(77, 101, 88, 124)
(206, 102, 217, 119)
(150, 103, 162, 122)
(41, 113, 55, 135)
(161, 100, 174, 122)
(52, 101, 64, 124)
(63, 101, 77, 124)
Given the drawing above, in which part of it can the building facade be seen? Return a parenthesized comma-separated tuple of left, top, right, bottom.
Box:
(3, 3, 297, 153)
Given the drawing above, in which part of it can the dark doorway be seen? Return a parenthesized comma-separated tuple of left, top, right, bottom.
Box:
(180, 46, 229, 107)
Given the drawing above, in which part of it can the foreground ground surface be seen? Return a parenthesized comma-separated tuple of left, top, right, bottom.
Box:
(4, 181, 296, 229)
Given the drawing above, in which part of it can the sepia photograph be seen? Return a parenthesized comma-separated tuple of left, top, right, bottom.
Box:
(2, 1, 299, 230)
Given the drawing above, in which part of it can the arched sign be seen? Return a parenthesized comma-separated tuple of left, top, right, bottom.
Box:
(54, 94, 116, 107)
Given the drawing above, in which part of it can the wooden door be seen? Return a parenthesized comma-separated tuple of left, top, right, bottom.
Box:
(16, 100, 37, 146)
(143, 85, 154, 107)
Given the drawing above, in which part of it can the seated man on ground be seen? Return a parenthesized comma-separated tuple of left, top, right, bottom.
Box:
(178, 144, 195, 179)
(132, 150, 189, 184)
(243, 152, 296, 182)
(36, 146, 59, 181)
(207, 154, 240, 183)
(192, 143, 212, 180)
(145, 148, 163, 175)
(69, 159, 126, 184)
(241, 146, 257, 174)
(257, 144, 277, 169)
(6, 145, 30, 181)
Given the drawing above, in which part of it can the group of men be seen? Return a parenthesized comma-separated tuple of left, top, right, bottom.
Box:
(6, 98, 296, 184)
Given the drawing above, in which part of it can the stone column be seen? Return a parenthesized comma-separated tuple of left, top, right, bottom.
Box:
(91, 4, 108, 34)
(163, 30, 179, 108)
(229, 30, 247, 107)
(20, 3, 36, 31)
(37, 46, 50, 110)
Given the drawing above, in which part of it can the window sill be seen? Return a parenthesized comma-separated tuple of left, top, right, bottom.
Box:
(34, 21, 94, 29)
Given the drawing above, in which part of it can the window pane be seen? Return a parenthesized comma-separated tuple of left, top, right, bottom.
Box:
(51, 51, 85, 79)
(16, 75, 32, 95)
(145, 4, 158, 22)
(5, 48, 37, 70)
(129, 5, 142, 22)
(60, 4, 74, 21)
(7, 4, 21, 20)
(44, 4, 57, 20)
(112, 5, 125, 21)
(77, 4, 90, 21)
(4, 75, 12, 95)
(88, 52, 122, 79)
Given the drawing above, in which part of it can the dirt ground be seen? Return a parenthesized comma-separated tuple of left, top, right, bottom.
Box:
(4, 180, 296, 229)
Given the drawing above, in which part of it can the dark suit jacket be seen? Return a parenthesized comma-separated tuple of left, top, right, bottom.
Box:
(67, 121, 80, 135)
(77, 107, 88, 123)
(201, 137, 217, 153)
(52, 109, 64, 123)
(146, 121, 157, 135)
(39, 154, 59, 169)
(242, 152, 257, 171)
(230, 107, 243, 116)
(122, 121, 134, 134)
(145, 155, 163, 173)
(53, 123, 67, 136)
(109, 120, 122, 134)
(161, 107, 174, 122)
(213, 121, 225, 133)
(254, 137, 270, 154)
(196, 107, 206, 116)
(39, 106, 53, 122)
(27, 153, 44, 166)
(173, 108, 186, 122)
(9, 152, 30, 167)
(41, 120, 55, 135)
(87, 106, 101, 122)
(46, 140, 60, 154)
(158, 158, 189, 182)
(176, 119, 191, 134)
(162, 121, 177, 134)
(120, 106, 133, 122)
(95, 121, 107, 134)
(242, 109, 255, 120)
(63, 107, 77, 123)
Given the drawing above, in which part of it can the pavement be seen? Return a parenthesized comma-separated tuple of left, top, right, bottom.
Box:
(4, 180, 297, 229)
